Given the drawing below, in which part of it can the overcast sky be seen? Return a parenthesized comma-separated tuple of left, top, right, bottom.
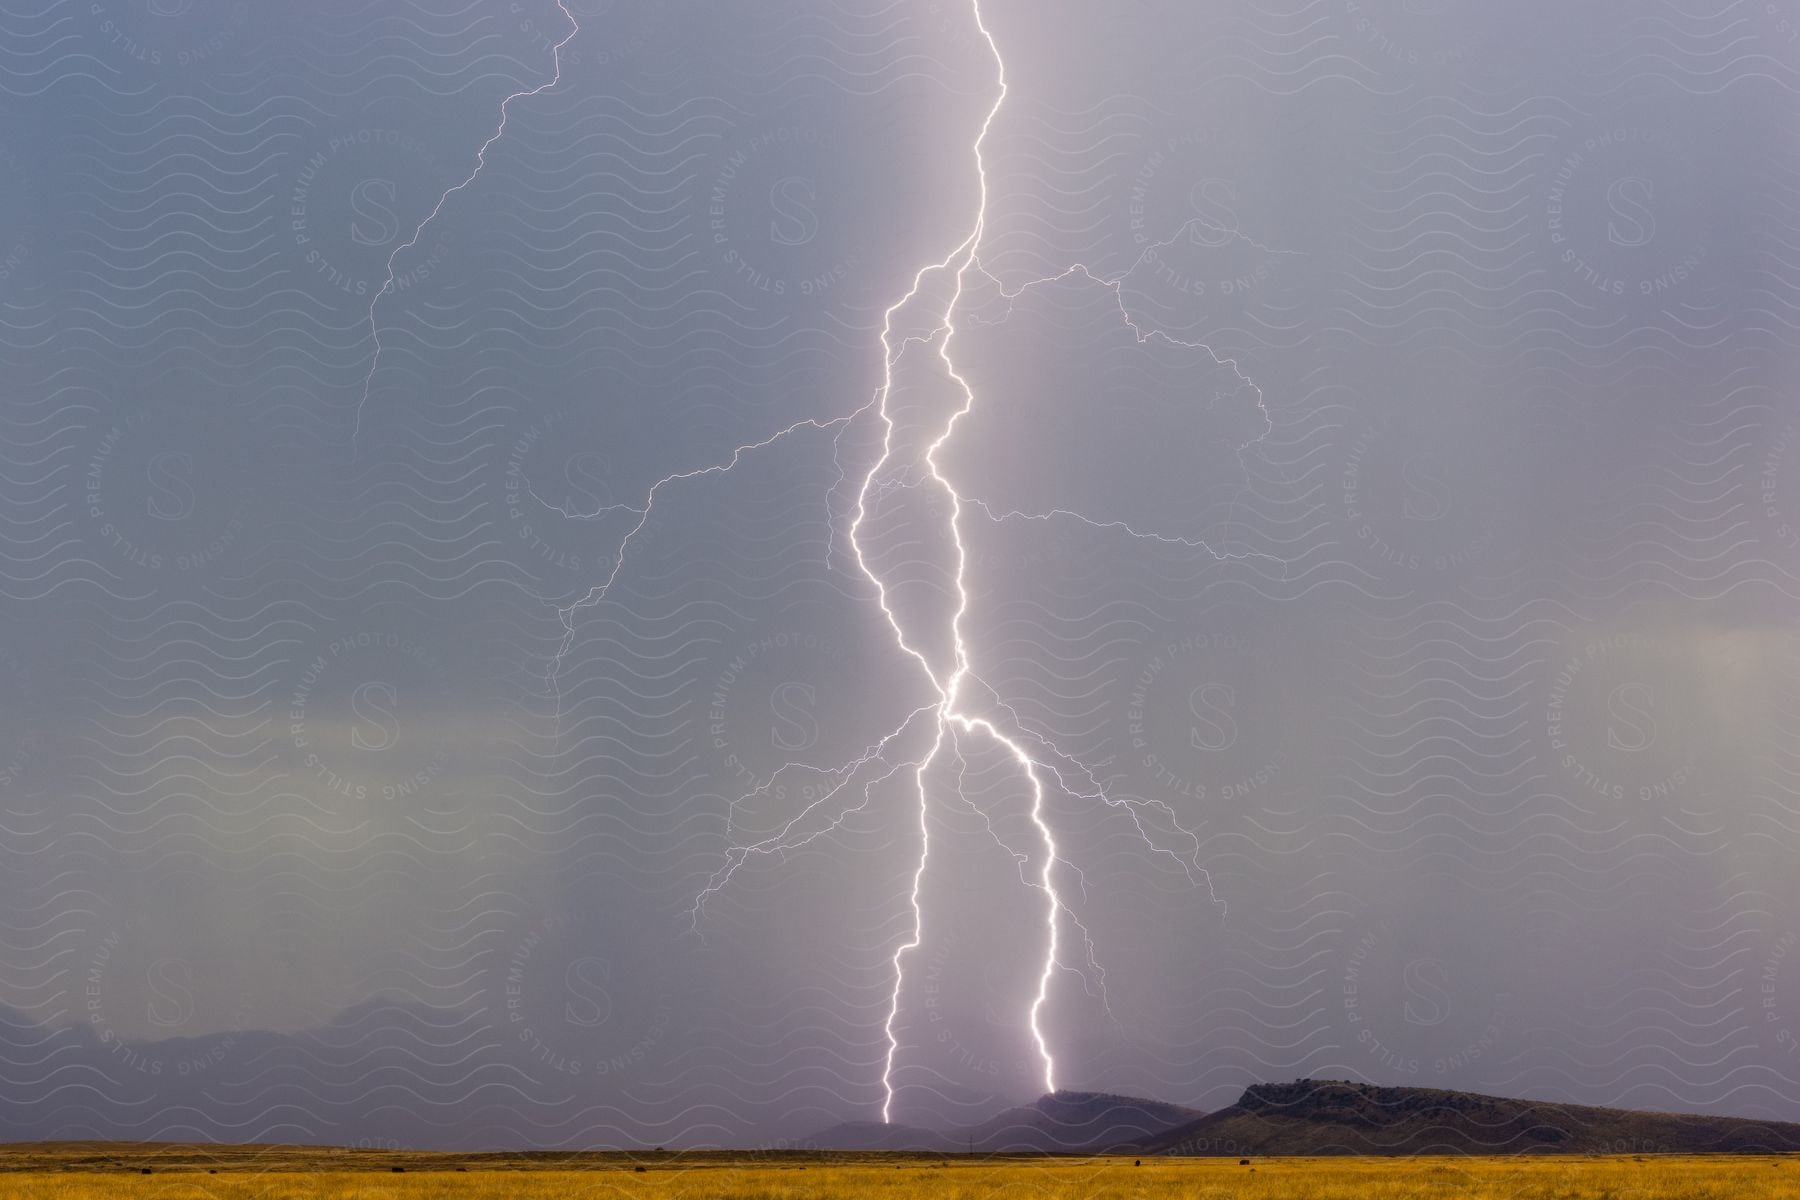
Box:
(2, 0, 1799, 1150)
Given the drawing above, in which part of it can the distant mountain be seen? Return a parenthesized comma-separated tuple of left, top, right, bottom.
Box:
(1142, 1079, 1800, 1157)
(807, 1091, 1203, 1154)
(962, 1091, 1205, 1153)
(0, 1000, 563, 1149)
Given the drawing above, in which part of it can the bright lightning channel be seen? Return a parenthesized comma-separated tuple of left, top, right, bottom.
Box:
(350, 1, 581, 458)
(847, 1, 1253, 1120)
(686, 0, 1252, 1123)
(536, 0, 1263, 1126)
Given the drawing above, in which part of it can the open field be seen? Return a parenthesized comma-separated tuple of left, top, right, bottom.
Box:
(3, 1146, 1800, 1198)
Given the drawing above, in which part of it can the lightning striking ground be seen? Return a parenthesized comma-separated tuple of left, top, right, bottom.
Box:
(845, 2, 1256, 1117)
(537, 0, 1266, 1124)
(350, 1, 580, 458)
(685, 1, 1253, 1121)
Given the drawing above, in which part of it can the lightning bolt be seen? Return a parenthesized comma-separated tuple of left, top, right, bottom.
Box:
(350, 1, 580, 458)
(846, 2, 1262, 1119)
(534, 0, 1267, 1125)
(680, 0, 1259, 1123)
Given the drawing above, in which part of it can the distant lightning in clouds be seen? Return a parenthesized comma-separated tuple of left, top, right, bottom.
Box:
(350, 1, 580, 458)
(537, 0, 1262, 1123)
(545, 406, 878, 727)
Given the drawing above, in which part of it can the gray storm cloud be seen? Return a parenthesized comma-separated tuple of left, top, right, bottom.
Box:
(0, 0, 1796, 1149)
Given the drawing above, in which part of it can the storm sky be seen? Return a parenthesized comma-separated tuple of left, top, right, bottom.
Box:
(3, 0, 1800, 1150)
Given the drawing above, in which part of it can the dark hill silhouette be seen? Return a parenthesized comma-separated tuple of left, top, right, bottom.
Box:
(1142, 1079, 1800, 1157)
(963, 1091, 1204, 1153)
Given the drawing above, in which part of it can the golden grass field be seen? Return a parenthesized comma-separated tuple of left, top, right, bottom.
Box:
(4, 1148, 1800, 1199)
